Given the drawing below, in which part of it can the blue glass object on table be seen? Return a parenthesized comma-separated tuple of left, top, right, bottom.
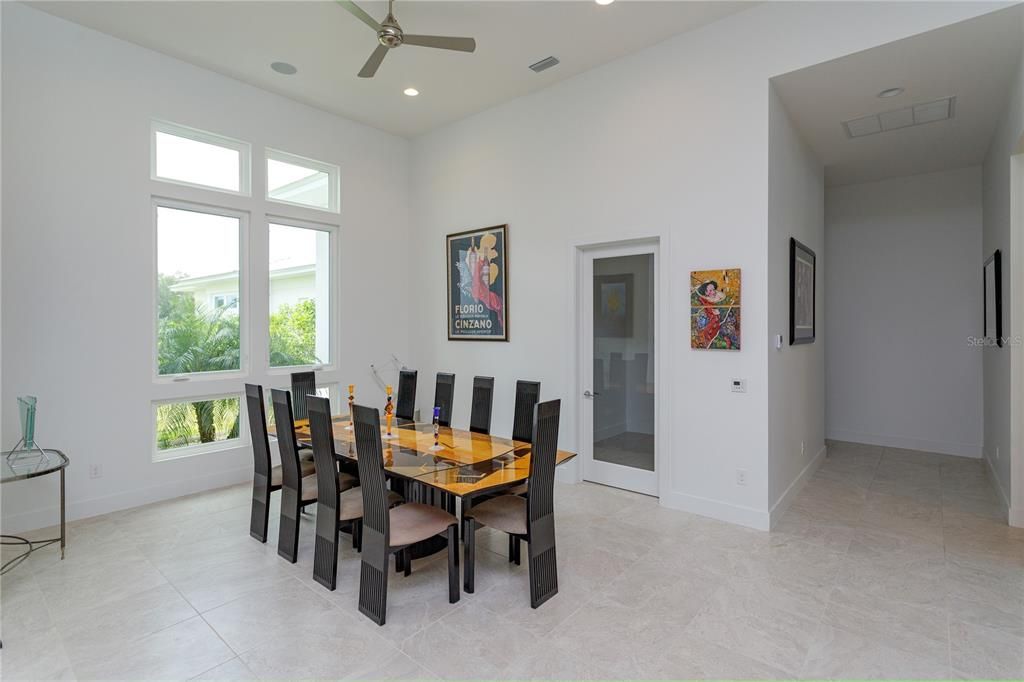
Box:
(8, 395, 46, 462)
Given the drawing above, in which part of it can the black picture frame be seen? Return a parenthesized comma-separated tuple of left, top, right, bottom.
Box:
(789, 238, 816, 345)
(446, 225, 509, 342)
(984, 249, 1003, 348)
(594, 273, 634, 338)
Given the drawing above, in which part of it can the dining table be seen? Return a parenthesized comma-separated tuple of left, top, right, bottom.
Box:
(283, 414, 576, 558)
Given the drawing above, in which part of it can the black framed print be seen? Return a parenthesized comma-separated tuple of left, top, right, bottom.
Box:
(789, 238, 816, 345)
(446, 225, 509, 341)
(984, 249, 1003, 347)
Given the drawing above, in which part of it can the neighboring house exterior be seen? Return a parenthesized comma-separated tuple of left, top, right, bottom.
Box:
(169, 263, 316, 314)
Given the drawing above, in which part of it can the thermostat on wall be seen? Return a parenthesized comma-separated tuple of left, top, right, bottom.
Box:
(731, 379, 746, 393)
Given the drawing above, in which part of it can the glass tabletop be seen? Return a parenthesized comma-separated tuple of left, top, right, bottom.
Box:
(1, 449, 69, 483)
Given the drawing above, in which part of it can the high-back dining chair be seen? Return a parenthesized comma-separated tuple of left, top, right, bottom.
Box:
(433, 373, 455, 427)
(271, 388, 333, 563)
(512, 380, 541, 443)
(308, 395, 374, 591)
(396, 369, 417, 421)
(464, 399, 561, 608)
(352, 404, 459, 626)
(290, 371, 316, 421)
(469, 376, 495, 435)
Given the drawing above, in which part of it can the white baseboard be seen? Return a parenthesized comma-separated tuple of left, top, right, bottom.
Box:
(982, 451, 1012, 518)
(827, 429, 982, 458)
(1010, 505, 1024, 529)
(769, 444, 827, 528)
(660, 490, 769, 531)
(0, 466, 252, 535)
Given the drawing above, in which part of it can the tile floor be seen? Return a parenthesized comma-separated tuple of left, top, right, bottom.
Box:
(2, 441, 1023, 680)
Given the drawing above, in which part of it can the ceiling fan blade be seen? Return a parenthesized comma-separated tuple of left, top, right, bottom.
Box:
(358, 44, 389, 78)
(402, 34, 476, 53)
(336, 0, 381, 31)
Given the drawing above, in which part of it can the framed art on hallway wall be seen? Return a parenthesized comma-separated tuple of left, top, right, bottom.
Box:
(690, 268, 741, 350)
(984, 249, 1003, 347)
(446, 225, 509, 341)
(789, 238, 816, 345)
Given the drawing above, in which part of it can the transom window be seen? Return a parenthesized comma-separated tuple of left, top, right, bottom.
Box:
(266, 149, 339, 213)
(151, 121, 250, 195)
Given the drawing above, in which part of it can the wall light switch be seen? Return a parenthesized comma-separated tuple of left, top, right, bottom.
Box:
(775, 334, 783, 350)
(731, 379, 746, 393)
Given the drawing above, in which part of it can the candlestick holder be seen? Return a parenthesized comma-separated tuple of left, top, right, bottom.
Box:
(430, 406, 443, 451)
(383, 384, 396, 439)
(345, 384, 355, 431)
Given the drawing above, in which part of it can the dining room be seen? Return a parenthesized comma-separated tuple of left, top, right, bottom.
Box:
(3, 1, 1024, 680)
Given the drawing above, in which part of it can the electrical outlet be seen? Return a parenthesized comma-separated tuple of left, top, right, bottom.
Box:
(89, 464, 102, 479)
(736, 469, 747, 486)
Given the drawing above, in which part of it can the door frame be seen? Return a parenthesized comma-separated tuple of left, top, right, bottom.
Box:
(566, 234, 671, 499)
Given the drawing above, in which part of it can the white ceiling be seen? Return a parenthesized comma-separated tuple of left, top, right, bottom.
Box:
(772, 5, 1024, 187)
(33, 0, 752, 137)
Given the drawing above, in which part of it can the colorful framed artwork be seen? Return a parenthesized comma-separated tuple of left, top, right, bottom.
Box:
(446, 225, 509, 341)
(984, 249, 1003, 347)
(594, 274, 634, 338)
(691, 268, 741, 350)
(789, 238, 816, 345)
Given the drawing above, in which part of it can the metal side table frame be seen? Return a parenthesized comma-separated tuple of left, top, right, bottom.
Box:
(1, 448, 68, 575)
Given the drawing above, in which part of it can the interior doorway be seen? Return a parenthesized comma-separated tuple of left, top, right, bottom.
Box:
(578, 240, 658, 496)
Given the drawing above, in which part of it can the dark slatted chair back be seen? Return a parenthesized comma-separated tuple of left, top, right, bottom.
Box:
(433, 373, 456, 427)
(469, 376, 495, 435)
(308, 395, 341, 589)
(245, 383, 273, 541)
(290, 371, 317, 421)
(352, 404, 391, 624)
(512, 380, 541, 443)
(526, 398, 561, 608)
(528, 399, 561, 523)
(270, 388, 302, 493)
(396, 370, 418, 421)
(245, 384, 272, 480)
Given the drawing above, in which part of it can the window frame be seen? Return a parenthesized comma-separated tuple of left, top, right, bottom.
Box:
(265, 148, 340, 214)
(265, 215, 339, 374)
(152, 392, 249, 462)
(152, 197, 250, 384)
(151, 120, 252, 197)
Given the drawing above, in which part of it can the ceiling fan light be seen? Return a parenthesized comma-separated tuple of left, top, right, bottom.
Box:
(595, 0, 615, 5)
(404, 87, 419, 97)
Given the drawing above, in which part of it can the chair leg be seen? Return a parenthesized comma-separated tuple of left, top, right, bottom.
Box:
(358, 535, 389, 626)
(464, 518, 476, 593)
(403, 547, 412, 577)
(514, 536, 522, 566)
(447, 525, 460, 604)
(353, 519, 363, 552)
(508, 534, 515, 563)
(312, 504, 339, 591)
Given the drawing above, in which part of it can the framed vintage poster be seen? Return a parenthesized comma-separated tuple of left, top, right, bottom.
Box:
(691, 268, 741, 350)
(789, 238, 816, 345)
(446, 225, 509, 341)
(984, 249, 1003, 347)
(594, 274, 634, 338)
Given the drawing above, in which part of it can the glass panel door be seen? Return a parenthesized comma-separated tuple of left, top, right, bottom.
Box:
(583, 246, 657, 495)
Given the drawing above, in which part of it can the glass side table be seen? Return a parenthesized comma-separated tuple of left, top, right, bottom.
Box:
(1, 449, 68, 574)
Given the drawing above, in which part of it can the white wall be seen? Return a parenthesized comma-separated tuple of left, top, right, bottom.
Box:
(826, 167, 984, 457)
(766, 86, 825, 521)
(982, 25, 1024, 520)
(0, 5, 412, 533)
(409, 2, 1005, 530)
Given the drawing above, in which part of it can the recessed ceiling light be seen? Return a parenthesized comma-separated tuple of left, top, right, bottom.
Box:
(595, 0, 615, 5)
(404, 87, 419, 97)
(877, 87, 904, 98)
(270, 62, 297, 75)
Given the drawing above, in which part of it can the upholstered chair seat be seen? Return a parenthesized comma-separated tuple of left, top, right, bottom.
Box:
(389, 503, 459, 547)
(467, 495, 527, 535)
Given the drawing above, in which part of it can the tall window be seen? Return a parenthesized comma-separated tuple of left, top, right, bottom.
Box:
(269, 222, 331, 368)
(156, 204, 243, 376)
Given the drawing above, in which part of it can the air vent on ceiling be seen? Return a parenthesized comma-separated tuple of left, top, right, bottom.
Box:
(529, 56, 560, 73)
(843, 96, 956, 139)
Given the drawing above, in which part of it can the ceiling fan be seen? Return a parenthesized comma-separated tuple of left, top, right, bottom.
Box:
(337, 0, 477, 78)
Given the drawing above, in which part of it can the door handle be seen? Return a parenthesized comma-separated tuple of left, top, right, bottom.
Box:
(584, 390, 600, 398)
